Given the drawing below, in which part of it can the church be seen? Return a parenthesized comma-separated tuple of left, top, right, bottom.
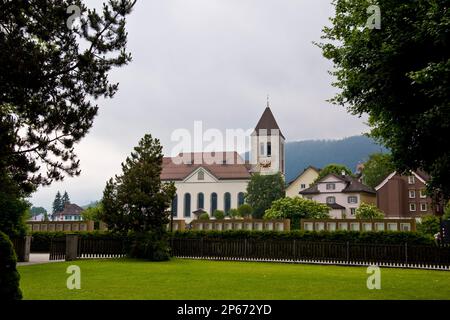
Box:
(161, 106, 286, 223)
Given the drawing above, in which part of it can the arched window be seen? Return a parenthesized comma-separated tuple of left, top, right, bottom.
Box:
(238, 192, 245, 207)
(171, 194, 178, 217)
(224, 192, 231, 214)
(210, 193, 218, 214)
(184, 193, 191, 217)
(198, 170, 204, 181)
(197, 193, 204, 209)
(326, 196, 336, 204)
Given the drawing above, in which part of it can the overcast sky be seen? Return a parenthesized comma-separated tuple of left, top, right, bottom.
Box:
(30, 0, 370, 211)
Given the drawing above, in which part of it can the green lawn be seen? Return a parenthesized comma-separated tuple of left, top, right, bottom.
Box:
(18, 258, 450, 300)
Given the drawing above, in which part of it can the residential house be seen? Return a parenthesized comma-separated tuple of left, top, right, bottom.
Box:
(375, 171, 435, 218)
(285, 166, 320, 197)
(299, 173, 377, 218)
(53, 203, 84, 221)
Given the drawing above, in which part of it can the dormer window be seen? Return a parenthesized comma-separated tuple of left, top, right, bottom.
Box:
(408, 176, 415, 184)
(326, 183, 336, 190)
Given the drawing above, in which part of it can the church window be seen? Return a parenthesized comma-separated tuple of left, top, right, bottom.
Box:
(267, 142, 272, 157)
(211, 193, 218, 214)
(198, 170, 204, 180)
(184, 193, 191, 217)
(197, 193, 204, 209)
(238, 192, 245, 207)
(224, 192, 231, 214)
(171, 194, 178, 217)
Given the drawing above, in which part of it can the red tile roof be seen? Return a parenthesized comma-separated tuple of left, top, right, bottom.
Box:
(161, 152, 251, 181)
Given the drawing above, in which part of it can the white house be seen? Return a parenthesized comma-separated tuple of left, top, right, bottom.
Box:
(162, 107, 285, 223)
(299, 173, 377, 218)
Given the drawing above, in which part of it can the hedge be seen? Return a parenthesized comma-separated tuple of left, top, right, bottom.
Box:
(30, 229, 436, 251)
(0, 231, 22, 300)
(170, 230, 435, 245)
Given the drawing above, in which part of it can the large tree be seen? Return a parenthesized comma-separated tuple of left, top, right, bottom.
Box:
(362, 153, 395, 189)
(0, 0, 135, 235)
(101, 134, 176, 234)
(317, 0, 450, 200)
(314, 164, 353, 183)
(0, 0, 135, 194)
(245, 173, 285, 218)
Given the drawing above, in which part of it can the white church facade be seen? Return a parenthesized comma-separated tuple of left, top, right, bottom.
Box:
(161, 107, 285, 223)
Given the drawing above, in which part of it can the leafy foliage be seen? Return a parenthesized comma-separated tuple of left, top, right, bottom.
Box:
(101, 134, 176, 234)
(362, 153, 396, 188)
(417, 215, 441, 236)
(314, 164, 353, 183)
(0, 172, 29, 237)
(317, 0, 450, 199)
(0, 0, 135, 194)
(0, 231, 22, 300)
(355, 203, 385, 219)
(171, 230, 434, 245)
(198, 213, 210, 220)
(264, 197, 330, 229)
(213, 210, 225, 220)
(237, 204, 253, 218)
(245, 173, 285, 218)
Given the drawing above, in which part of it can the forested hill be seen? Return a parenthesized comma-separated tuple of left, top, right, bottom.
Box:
(284, 135, 388, 182)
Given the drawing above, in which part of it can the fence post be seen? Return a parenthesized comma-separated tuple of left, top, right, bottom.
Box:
(66, 234, 79, 261)
(293, 239, 296, 261)
(346, 241, 350, 263)
(200, 237, 204, 257)
(405, 242, 408, 265)
(244, 238, 248, 259)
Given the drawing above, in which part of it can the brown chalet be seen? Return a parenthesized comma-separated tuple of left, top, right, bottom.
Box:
(375, 171, 434, 218)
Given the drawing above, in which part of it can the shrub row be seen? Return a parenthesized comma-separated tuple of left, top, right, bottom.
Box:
(30, 229, 435, 252)
(170, 230, 435, 245)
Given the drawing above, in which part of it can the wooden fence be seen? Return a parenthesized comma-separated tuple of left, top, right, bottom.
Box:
(171, 238, 450, 270)
(11, 236, 31, 262)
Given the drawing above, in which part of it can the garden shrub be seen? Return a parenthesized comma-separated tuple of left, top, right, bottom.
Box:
(127, 231, 171, 261)
(0, 231, 22, 300)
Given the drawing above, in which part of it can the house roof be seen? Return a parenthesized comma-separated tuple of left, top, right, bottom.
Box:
(327, 203, 346, 210)
(287, 166, 321, 186)
(299, 174, 376, 195)
(161, 152, 251, 181)
(253, 107, 285, 139)
(375, 170, 430, 190)
(57, 203, 83, 216)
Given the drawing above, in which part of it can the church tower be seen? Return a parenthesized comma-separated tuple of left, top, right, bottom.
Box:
(251, 104, 285, 176)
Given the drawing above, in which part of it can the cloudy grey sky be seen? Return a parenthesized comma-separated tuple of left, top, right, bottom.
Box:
(31, 0, 369, 211)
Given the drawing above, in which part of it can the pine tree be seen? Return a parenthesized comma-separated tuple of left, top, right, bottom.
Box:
(101, 134, 176, 233)
(61, 191, 70, 209)
(52, 192, 62, 220)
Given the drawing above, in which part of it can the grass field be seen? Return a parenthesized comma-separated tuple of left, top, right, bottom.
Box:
(18, 258, 450, 300)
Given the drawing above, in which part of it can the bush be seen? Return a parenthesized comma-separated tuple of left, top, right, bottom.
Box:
(263, 197, 330, 229)
(417, 215, 441, 236)
(227, 209, 239, 219)
(355, 203, 384, 219)
(128, 231, 170, 261)
(198, 213, 210, 220)
(237, 204, 253, 218)
(212, 210, 224, 219)
(0, 231, 22, 300)
(171, 230, 434, 245)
